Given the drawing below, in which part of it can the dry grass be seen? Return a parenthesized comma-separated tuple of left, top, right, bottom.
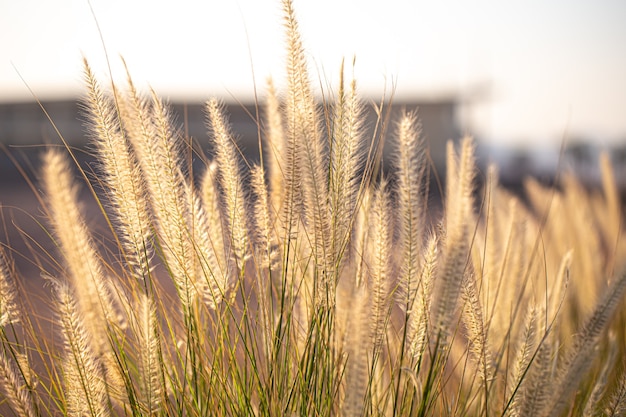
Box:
(1, 1, 625, 415)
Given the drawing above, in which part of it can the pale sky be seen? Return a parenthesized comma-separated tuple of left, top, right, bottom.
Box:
(1, 0, 626, 146)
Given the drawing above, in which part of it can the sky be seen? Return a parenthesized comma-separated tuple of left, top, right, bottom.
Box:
(1, 0, 626, 147)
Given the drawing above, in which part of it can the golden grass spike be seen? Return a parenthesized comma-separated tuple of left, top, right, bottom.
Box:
(395, 110, 428, 312)
(42, 149, 120, 351)
(507, 304, 538, 416)
(249, 164, 275, 359)
(368, 179, 392, 354)
(515, 302, 557, 416)
(55, 281, 111, 417)
(129, 89, 196, 309)
(408, 233, 438, 359)
(188, 185, 229, 310)
(250, 164, 274, 269)
(352, 185, 372, 288)
(482, 191, 528, 352)
(542, 266, 626, 417)
(462, 272, 493, 387)
(135, 293, 163, 413)
(480, 165, 500, 319)
(431, 137, 476, 339)
(0, 351, 37, 417)
(280, 0, 308, 231)
(82, 59, 153, 280)
(264, 77, 286, 216)
(582, 341, 617, 417)
(605, 367, 626, 417)
(445, 139, 458, 205)
(282, 0, 332, 296)
(0, 245, 20, 327)
(330, 65, 364, 268)
(341, 285, 369, 417)
(200, 162, 227, 269)
(206, 98, 249, 269)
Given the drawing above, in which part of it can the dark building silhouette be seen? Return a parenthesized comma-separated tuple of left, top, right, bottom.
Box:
(0, 97, 461, 173)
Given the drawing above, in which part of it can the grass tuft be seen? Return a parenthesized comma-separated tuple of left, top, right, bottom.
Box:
(0, 1, 625, 416)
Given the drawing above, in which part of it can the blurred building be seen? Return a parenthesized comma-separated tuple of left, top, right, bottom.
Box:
(0, 97, 461, 170)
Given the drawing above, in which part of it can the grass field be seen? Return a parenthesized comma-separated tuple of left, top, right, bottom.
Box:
(0, 1, 625, 416)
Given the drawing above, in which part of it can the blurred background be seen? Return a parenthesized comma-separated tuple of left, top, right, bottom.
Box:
(1, 0, 626, 188)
